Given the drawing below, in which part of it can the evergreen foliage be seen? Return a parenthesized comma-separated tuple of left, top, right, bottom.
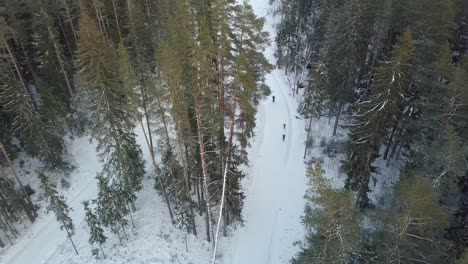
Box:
(38, 171, 78, 255)
(292, 164, 362, 263)
(83, 200, 106, 258)
(276, 0, 468, 261)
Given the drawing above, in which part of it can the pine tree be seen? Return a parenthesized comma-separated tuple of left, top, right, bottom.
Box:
(413, 124, 467, 200)
(83, 200, 106, 258)
(292, 163, 362, 263)
(0, 61, 65, 166)
(76, 12, 145, 234)
(303, 61, 326, 158)
(343, 28, 415, 209)
(373, 176, 450, 263)
(94, 175, 129, 245)
(38, 171, 78, 255)
(0, 140, 37, 222)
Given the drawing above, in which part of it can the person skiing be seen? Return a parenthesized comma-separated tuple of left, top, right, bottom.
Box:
(272, 95, 275, 103)
(282, 134, 286, 141)
(283, 123, 286, 129)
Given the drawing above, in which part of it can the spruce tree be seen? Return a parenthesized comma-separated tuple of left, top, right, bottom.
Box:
(343, 28, 415, 209)
(292, 164, 362, 263)
(0, 61, 65, 166)
(94, 175, 129, 245)
(83, 200, 106, 258)
(76, 12, 145, 235)
(38, 171, 78, 255)
(373, 176, 450, 263)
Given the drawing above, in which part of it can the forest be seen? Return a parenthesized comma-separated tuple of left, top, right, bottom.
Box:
(274, 0, 468, 262)
(1, 0, 468, 263)
(0, 0, 271, 258)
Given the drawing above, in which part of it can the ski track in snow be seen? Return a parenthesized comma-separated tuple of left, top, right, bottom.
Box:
(222, 1, 308, 263)
(0, 0, 310, 263)
(0, 137, 100, 264)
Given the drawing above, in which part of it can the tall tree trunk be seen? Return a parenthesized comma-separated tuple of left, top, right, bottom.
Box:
(139, 120, 175, 224)
(60, 0, 78, 45)
(387, 127, 404, 165)
(333, 101, 343, 136)
(175, 119, 197, 235)
(0, 141, 37, 221)
(47, 25, 74, 97)
(304, 116, 314, 159)
(111, 0, 123, 44)
(64, 224, 79, 255)
(383, 115, 401, 160)
(92, 0, 106, 38)
(213, 78, 238, 258)
(20, 43, 37, 82)
(0, 164, 14, 189)
(144, 0, 151, 17)
(153, 88, 172, 148)
(140, 85, 154, 150)
(195, 101, 214, 243)
(2, 36, 33, 101)
(57, 15, 74, 59)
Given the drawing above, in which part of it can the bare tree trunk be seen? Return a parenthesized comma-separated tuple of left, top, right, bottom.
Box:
(20, 43, 37, 82)
(111, 0, 123, 44)
(153, 88, 172, 148)
(383, 116, 400, 160)
(140, 85, 154, 150)
(333, 101, 343, 136)
(195, 102, 214, 243)
(175, 121, 197, 235)
(60, 0, 78, 45)
(0, 215, 13, 245)
(47, 25, 74, 97)
(2, 36, 33, 100)
(0, 141, 37, 221)
(304, 116, 314, 159)
(144, 0, 151, 17)
(0, 164, 14, 189)
(64, 225, 79, 255)
(100, 244, 106, 259)
(387, 126, 404, 165)
(139, 119, 175, 224)
(92, 0, 106, 38)
(213, 71, 239, 258)
(57, 15, 74, 59)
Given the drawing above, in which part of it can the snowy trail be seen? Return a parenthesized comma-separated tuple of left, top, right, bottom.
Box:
(0, 137, 101, 264)
(223, 1, 308, 263)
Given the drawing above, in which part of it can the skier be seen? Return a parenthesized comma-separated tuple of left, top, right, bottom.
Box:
(272, 95, 275, 103)
(283, 123, 286, 129)
(282, 134, 286, 141)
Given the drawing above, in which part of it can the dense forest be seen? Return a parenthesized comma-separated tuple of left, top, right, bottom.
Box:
(0, 0, 271, 254)
(274, 0, 468, 262)
(2, 0, 468, 262)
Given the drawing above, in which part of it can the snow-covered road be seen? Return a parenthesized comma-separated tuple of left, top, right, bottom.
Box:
(223, 1, 308, 263)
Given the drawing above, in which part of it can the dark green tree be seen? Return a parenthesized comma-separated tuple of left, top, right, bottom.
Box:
(38, 171, 78, 255)
(83, 200, 107, 258)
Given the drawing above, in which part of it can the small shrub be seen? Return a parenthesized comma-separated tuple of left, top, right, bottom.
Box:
(322, 139, 347, 158)
(61, 178, 70, 189)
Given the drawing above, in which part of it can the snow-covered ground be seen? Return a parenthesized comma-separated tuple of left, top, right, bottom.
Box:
(1, 0, 397, 263)
(220, 1, 309, 263)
